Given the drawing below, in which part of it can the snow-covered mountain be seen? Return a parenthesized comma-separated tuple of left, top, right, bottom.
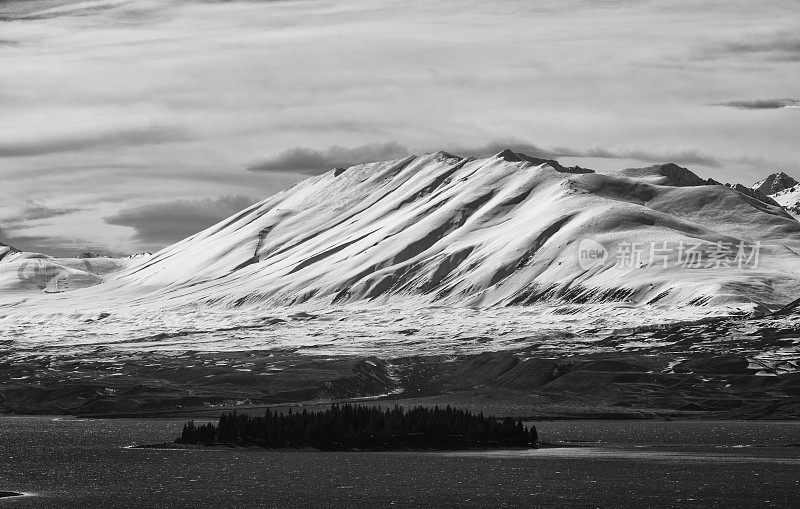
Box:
(753, 171, 799, 196)
(0, 242, 18, 262)
(752, 171, 800, 217)
(766, 189, 800, 217)
(771, 186, 800, 215)
(0, 245, 145, 295)
(7, 150, 800, 314)
(4, 151, 800, 417)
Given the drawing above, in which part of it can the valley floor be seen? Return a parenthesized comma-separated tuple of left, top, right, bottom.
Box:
(1, 304, 798, 419)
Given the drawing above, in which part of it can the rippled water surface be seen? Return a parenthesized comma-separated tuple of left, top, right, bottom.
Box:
(1, 417, 798, 508)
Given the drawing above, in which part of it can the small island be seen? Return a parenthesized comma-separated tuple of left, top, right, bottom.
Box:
(174, 404, 538, 451)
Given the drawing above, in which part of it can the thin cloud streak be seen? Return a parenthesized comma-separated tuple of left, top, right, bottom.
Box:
(246, 139, 724, 177)
(572, 147, 721, 168)
(711, 98, 800, 110)
(0, 125, 192, 158)
(0, 0, 134, 22)
(721, 37, 800, 62)
(246, 142, 411, 175)
(2, 200, 82, 224)
(444, 140, 722, 169)
(448, 141, 559, 160)
(696, 29, 800, 62)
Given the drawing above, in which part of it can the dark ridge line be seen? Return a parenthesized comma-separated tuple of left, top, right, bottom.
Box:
(120, 246, 184, 278)
(256, 154, 469, 290)
(288, 228, 380, 275)
(331, 261, 386, 304)
(325, 198, 462, 303)
(420, 246, 475, 293)
(773, 296, 800, 316)
(229, 225, 276, 274)
(372, 155, 419, 185)
(499, 187, 534, 207)
(0, 246, 17, 263)
(391, 158, 472, 211)
(121, 200, 279, 279)
(495, 149, 594, 174)
(336, 191, 496, 302)
(216, 199, 276, 235)
(381, 193, 499, 296)
(269, 158, 431, 271)
(729, 183, 781, 208)
(392, 191, 494, 265)
(733, 189, 793, 220)
(392, 191, 497, 267)
(488, 214, 577, 288)
(265, 157, 420, 261)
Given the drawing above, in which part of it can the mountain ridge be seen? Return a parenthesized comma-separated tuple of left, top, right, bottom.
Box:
(753, 171, 799, 195)
(756, 172, 800, 217)
(4, 150, 799, 314)
(0, 242, 19, 263)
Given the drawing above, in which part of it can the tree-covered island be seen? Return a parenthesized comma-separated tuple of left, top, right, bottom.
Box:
(176, 404, 538, 451)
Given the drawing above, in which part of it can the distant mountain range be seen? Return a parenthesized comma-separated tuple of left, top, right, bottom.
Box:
(0, 246, 143, 295)
(752, 171, 800, 216)
(3, 150, 800, 313)
(753, 171, 799, 196)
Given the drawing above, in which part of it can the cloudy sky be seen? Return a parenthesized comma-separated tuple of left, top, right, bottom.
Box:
(1, 0, 798, 256)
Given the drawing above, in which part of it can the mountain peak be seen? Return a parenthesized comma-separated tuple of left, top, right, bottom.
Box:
(0, 242, 20, 263)
(616, 162, 708, 187)
(651, 163, 707, 186)
(494, 148, 523, 162)
(0, 241, 18, 252)
(753, 171, 798, 195)
(490, 149, 594, 174)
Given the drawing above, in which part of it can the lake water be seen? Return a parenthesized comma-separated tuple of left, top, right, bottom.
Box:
(1, 417, 798, 508)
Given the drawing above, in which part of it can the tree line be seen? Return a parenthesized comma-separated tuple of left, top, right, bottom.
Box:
(177, 403, 538, 450)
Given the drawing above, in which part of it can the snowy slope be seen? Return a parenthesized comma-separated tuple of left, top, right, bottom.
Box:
(0, 242, 18, 262)
(0, 245, 142, 296)
(5, 150, 800, 315)
(753, 172, 798, 196)
(752, 171, 800, 217)
(769, 184, 800, 216)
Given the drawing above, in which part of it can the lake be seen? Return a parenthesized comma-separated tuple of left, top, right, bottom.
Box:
(1, 417, 798, 508)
